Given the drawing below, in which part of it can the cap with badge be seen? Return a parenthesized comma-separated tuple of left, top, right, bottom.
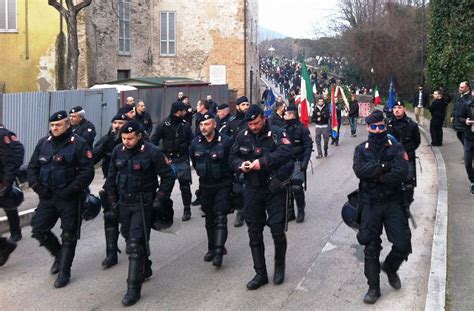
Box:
(199, 112, 215, 123)
(393, 100, 405, 107)
(120, 120, 142, 134)
(49, 110, 68, 122)
(236, 96, 249, 105)
(69, 106, 83, 114)
(217, 103, 229, 110)
(365, 109, 385, 124)
(118, 105, 135, 114)
(245, 105, 263, 121)
(111, 113, 130, 122)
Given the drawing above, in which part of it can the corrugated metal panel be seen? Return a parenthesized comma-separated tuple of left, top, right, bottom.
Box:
(2, 92, 50, 164)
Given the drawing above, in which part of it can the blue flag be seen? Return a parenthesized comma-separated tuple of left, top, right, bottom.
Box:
(264, 88, 275, 117)
(388, 77, 396, 110)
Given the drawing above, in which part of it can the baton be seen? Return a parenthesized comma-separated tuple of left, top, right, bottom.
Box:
(139, 192, 151, 257)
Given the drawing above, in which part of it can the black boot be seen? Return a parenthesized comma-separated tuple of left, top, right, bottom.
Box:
(122, 253, 143, 306)
(381, 248, 408, 290)
(182, 206, 191, 221)
(381, 262, 401, 290)
(273, 233, 287, 284)
(191, 189, 201, 206)
(102, 227, 119, 269)
(54, 240, 76, 288)
(363, 287, 381, 304)
(0, 237, 17, 266)
(6, 209, 22, 242)
(32, 231, 61, 274)
(234, 210, 244, 227)
(143, 257, 153, 281)
(296, 204, 305, 223)
(213, 216, 228, 267)
(247, 240, 268, 290)
(204, 222, 215, 262)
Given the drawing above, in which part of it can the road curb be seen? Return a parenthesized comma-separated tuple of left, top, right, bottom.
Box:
(418, 126, 448, 310)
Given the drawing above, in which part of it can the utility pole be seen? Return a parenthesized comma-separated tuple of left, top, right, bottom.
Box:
(421, 0, 426, 86)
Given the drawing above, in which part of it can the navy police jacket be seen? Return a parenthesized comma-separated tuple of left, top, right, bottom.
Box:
(0, 126, 24, 184)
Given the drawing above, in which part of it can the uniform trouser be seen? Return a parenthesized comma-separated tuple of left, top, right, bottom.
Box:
(243, 186, 287, 274)
(291, 162, 305, 209)
(349, 117, 358, 135)
(230, 174, 244, 211)
(429, 116, 444, 145)
(171, 159, 192, 207)
(357, 200, 412, 288)
(3, 207, 21, 235)
(103, 201, 120, 255)
(315, 127, 329, 155)
(201, 185, 231, 254)
(456, 131, 465, 146)
(31, 195, 81, 267)
(463, 138, 474, 183)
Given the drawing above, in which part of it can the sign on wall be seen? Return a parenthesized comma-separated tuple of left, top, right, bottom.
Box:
(210, 65, 226, 85)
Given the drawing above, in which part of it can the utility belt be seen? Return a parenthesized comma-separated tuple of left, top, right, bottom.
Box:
(315, 124, 328, 128)
(120, 191, 154, 204)
(165, 152, 187, 161)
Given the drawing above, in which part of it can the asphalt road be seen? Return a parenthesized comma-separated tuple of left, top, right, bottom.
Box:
(0, 123, 437, 310)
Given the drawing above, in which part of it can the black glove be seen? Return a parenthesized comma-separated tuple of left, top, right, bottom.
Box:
(300, 162, 308, 172)
(0, 181, 12, 197)
(379, 162, 392, 173)
(31, 183, 51, 199)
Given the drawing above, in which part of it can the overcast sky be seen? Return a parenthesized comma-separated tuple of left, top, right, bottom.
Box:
(258, 0, 340, 39)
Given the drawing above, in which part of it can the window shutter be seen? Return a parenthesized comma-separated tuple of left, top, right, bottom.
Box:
(0, 1, 6, 30)
(7, 0, 15, 31)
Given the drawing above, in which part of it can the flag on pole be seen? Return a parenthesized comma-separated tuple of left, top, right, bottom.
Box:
(299, 59, 313, 128)
(330, 85, 338, 139)
(374, 86, 381, 106)
(387, 78, 396, 110)
(264, 88, 275, 117)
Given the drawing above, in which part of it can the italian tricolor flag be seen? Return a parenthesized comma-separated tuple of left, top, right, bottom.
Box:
(299, 60, 313, 128)
(374, 86, 381, 106)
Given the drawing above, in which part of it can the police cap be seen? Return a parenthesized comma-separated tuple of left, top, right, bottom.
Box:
(49, 110, 68, 122)
(170, 101, 187, 114)
(199, 112, 215, 123)
(394, 100, 405, 107)
(69, 106, 83, 114)
(236, 96, 249, 105)
(111, 113, 130, 122)
(365, 109, 384, 124)
(118, 105, 134, 114)
(217, 103, 229, 110)
(120, 120, 141, 134)
(245, 105, 263, 121)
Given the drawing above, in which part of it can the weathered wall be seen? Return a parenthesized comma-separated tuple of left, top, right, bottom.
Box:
(83, 0, 154, 86)
(0, 2, 60, 93)
(246, 0, 260, 104)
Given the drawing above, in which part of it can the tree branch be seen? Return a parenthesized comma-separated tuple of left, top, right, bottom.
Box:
(48, 0, 68, 18)
(74, 0, 93, 14)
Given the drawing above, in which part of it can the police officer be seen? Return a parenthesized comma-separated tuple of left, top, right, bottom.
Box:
(135, 100, 153, 136)
(0, 124, 25, 242)
(353, 110, 411, 304)
(105, 120, 175, 306)
(0, 236, 16, 266)
(69, 106, 96, 148)
(28, 111, 95, 288)
(93, 113, 130, 269)
(152, 101, 194, 221)
(229, 105, 294, 289)
(216, 103, 232, 136)
(268, 97, 286, 129)
(190, 113, 233, 267)
(387, 100, 420, 205)
(283, 107, 313, 223)
(228, 96, 250, 227)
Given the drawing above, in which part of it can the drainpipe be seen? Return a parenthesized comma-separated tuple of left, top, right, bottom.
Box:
(25, 0, 29, 59)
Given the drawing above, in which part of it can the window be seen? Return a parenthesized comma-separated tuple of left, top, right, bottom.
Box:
(118, 0, 131, 55)
(0, 0, 17, 33)
(160, 11, 176, 56)
(117, 70, 131, 80)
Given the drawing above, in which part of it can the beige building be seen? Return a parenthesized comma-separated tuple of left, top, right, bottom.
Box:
(80, 0, 259, 103)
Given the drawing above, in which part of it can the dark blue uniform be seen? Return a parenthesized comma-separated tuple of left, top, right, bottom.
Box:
(105, 139, 175, 304)
(217, 114, 232, 137)
(190, 132, 233, 266)
(135, 111, 153, 136)
(151, 114, 193, 218)
(229, 121, 293, 287)
(353, 137, 411, 295)
(0, 125, 24, 241)
(284, 119, 313, 222)
(387, 115, 420, 204)
(28, 127, 94, 287)
(71, 118, 96, 148)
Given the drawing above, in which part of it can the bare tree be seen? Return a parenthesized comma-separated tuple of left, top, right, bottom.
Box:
(48, 0, 93, 90)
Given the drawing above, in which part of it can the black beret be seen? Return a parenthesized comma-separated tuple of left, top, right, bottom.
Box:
(236, 96, 249, 105)
(199, 112, 215, 123)
(120, 121, 141, 134)
(394, 100, 405, 107)
(217, 103, 229, 110)
(286, 106, 298, 113)
(245, 105, 263, 121)
(49, 110, 68, 122)
(170, 101, 187, 114)
(69, 106, 83, 114)
(118, 105, 134, 114)
(111, 113, 130, 122)
(365, 109, 385, 124)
